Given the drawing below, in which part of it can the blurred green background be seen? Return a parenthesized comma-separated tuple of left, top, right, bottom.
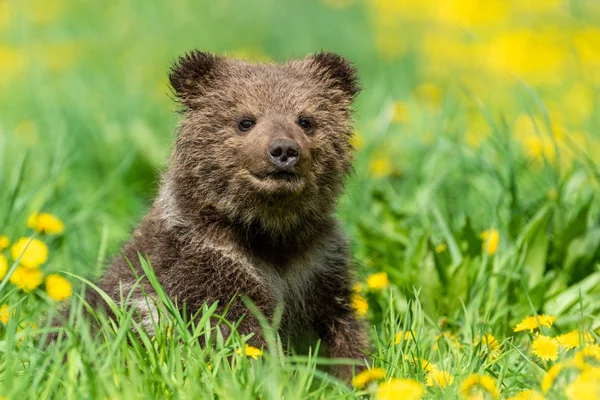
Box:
(1, 0, 599, 331)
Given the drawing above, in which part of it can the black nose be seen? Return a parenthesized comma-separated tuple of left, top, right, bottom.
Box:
(268, 139, 300, 170)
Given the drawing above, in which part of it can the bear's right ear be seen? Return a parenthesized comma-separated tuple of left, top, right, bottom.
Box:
(169, 51, 222, 108)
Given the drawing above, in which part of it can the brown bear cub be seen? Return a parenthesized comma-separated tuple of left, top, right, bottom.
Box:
(91, 51, 367, 379)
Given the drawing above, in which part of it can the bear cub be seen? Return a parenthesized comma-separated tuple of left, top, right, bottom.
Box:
(93, 51, 367, 379)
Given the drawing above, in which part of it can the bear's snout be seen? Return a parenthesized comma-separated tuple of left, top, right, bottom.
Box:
(268, 138, 300, 170)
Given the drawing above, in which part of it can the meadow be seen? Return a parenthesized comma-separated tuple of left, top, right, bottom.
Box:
(0, 0, 599, 398)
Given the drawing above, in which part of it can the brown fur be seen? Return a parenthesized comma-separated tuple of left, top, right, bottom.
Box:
(88, 51, 367, 380)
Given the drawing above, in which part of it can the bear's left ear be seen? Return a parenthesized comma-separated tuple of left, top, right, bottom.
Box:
(308, 52, 360, 99)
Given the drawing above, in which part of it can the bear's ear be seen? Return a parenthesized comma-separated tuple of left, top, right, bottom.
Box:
(308, 52, 360, 99)
(169, 51, 223, 107)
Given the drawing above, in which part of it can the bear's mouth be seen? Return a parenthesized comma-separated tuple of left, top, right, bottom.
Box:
(248, 170, 305, 192)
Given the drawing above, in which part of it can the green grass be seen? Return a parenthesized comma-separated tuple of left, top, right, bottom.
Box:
(1, 0, 599, 398)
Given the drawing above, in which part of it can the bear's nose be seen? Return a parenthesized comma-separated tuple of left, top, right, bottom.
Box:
(268, 139, 300, 170)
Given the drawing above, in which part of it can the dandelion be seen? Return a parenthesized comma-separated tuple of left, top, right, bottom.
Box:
(434, 331, 463, 350)
(9, 265, 43, 292)
(391, 100, 411, 124)
(426, 369, 454, 387)
(11, 238, 48, 268)
(369, 157, 393, 178)
(0, 235, 9, 249)
(506, 390, 545, 400)
(541, 362, 564, 394)
(460, 374, 499, 399)
(532, 335, 559, 361)
(45, 274, 72, 301)
(353, 283, 363, 293)
(481, 229, 499, 255)
(0, 254, 7, 280)
(352, 367, 385, 388)
(474, 334, 500, 353)
(0, 304, 10, 324)
(514, 315, 557, 332)
(564, 367, 600, 400)
(395, 330, 415, 344)
(582, 344, 600, 362)
(236, 344, 263, 360)
(352, 293, 368, 316)
(27, 212, 64, 235)
(404, 355, 435, 373)
(435, 243, 447, 253)
(377, 378, 424, 400)
(556, 330, 595, 350)
(367, 272, 389, 290)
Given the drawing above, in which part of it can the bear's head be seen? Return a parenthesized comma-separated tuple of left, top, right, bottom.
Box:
(166, 51, 359, 238)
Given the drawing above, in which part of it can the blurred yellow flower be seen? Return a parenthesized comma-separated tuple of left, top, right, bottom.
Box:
(352, 293, 368, 316)
(404, 355, 435, 373)
(481, 229, 499, 255)
(352, 367, 385, 388)
(474, 334, 500, 354)
(9, 265, 43, 292)
(435, 243, 447, 253)
(564, 367, 600, 400)
(426, 369, 454, 387)
(350, 131, 365, 150)
(377, 378, 424, 400)
(395, 330, 415, 344)
(414, 82, 443, 111)
(557, 330, 595, 350)
(0, 254, 7, 280)
(45, 274, 72, 301)
(0, 45, 27, 86)
(434, 331, 463, 350)
(435, 0, 509, 28)
(542, 362, 564, 394)
(506, 389, 545, 400)
(367, 272, 389, 290)
(582, 344, 600, 362)
(0, 235, 9, 249)
(391, 100, 411, 124)
(532, 335, 559, 361)
(353, 282, 363, 293)
(236, 344, 263, 360)
(0, 304, 10, 324)
(460, 374, 499, 399)
(11, 238, 48, 268)
(369, 157, 393, 178)
(27, 213, 64, 235)
(514, 315, 557, 332)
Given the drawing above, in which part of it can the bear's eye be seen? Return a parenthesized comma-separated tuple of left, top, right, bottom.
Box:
(238, 119, 255, 132)
(297, 117, 314, 130)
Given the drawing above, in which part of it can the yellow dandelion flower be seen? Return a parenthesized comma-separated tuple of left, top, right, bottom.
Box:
(434, 331, 463, 350)
(0, 304, 10, 324)
(481, 229, 499, 255)
(9, 265, 43, 292)
(564, 367, 600, 400)
(460, 374, 499, 399)
(395, 330, 415, 344)
(0, 254, 7, 280)
(506, 389, 545, 400)
(0, 235, 9, 249)
(582, 344, 600, 362)
(377, 378, 424, 400)
(542, 362, 564, 394)
(391, 100, 411, 124)
(11, 238, 48, 268)
(514, 315, 557, 332)
(404, 355, 435, 373)
(557, 330, 595, 350)
(426, 369, 454, 387)
(352, 367, 385, 388)
(532, 335, 559, 361)
(352, 293, 368, 317)
(45, 274, 72, 301)
(350, 131, 365, 150)
(369, 157, 393, 178)
(435, 243, 447, 253)
(236, 344, 263, 360)
(353, 282, 363, 293)
(367, 272, 389, 290)
(27, 212, 64, 235)
(474, 334, 500, 353)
